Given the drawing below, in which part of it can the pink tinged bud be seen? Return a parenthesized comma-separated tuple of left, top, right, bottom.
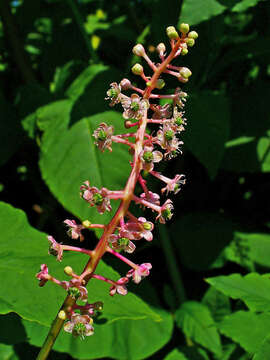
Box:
(179, 23, 190, 34)
(140, 191, 160, 206)
(156, 42, 166, 55)
(166, 26, 179, 40)
(132, 44, 146, 57)
(131, 63, 143, 75)
(64, 314, 94, 339)
(36, 264, 50, 287)
(48, 235, 63, 262)
(127, 263, 152, 284)
(120, 78, 131, 90)
(109, 277, 129, 296)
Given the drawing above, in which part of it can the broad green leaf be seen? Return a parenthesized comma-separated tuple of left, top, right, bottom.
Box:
(179, 0, 225, 26)
(202, 287, 231, 323)
(218, 311, 270, 354)
(183, 92, 230, 178)
(232, 0, 263, 12)
(39, 107, 131, 228)
(206, 273, 270, 312)
(0, 202, 173, 359)
(171, 213, 234, 270)
(51, 60, 85, 95)
(0, 344, 18, 360)
(175, 301, 222, 356)
(253, 334, 270, 360)
(165, 348, 189, 360)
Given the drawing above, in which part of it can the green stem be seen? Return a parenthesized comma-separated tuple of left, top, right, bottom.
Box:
(66, 0, 98, 63)
(158, 223, 186, 306)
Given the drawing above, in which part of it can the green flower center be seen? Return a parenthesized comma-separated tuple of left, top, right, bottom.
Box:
(74, 323, 86, 338)
(130, 101, 140, 112)
(117, 237, 130, 247)
(175, 117, 183, 126)
(97, 130, 107, 141)
(142, 222, 152, 230)
(161, 208, 172, 220)
(174, 184, 179, 192)
(93, 193, 103, 206)
(108, 88, 118, 98)
(164, 130, 174, 141)
(143, 151, 153, 163)
(68, 287, 81, 299)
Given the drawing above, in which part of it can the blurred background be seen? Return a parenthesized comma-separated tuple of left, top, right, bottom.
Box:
(0, 0, 270, 359)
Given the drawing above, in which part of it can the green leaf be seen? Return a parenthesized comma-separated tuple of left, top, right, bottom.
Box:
(206, 273, 270, 312)
(0, 202, 173, 359)
(257, 133, 270, 172)
(202, 287, 231, 323)
(218, 311, 270, 354)
(253, 334, 270, 360)
(170, 213, 234, 270)
(0, 344, 18, 360)
(175, 301, 222, 356)
(165, 348, 189, 360)
(39, 107, 131, 229)
(179, 0, 226, 26)
(232, 0, 263, 12)
(183, 92, 230, 178)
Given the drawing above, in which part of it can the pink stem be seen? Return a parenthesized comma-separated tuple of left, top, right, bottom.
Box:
(111, 136, 134, 148)
(138, 174, 149, 194)
(149, 93, 176, 99)
(92, 274, 116, 286)
(167, 64, 180, 71)
(88, 224, 105, 229)
(62, 245, 92, 256)
(106, 247, 138, 269)
(163, 69, 179, 77)
(132, 194, 161, 213)
(142, 53, 157, 71)
(130, 85, 144, 94)
(150, 170, 170, 184)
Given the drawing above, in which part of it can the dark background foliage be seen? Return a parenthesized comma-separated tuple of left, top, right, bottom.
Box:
(0, 0, 270, 359)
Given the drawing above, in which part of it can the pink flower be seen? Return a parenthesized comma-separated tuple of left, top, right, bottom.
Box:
(105, 82, 122, 107)
(151, 104, 172, 119)
(109, 277, 129, 296)
(93, 122, 114, 152)
(80, 181, 112, 214)
(124, 217, 154, 241)
(161, 174, 186, 195)
(61, 279, 88, 302)
(140, 146, 163, 172)
(108, 234, 136, 253)
(36, 264, 50, 287)
(156, 199, 174, 224)
(122, 93, 149, 120)
(126, 263, 152, 284)
(48, 236, 63, 262)
(140, 191, 160, 206)
(64, 219, 84, 241)
(64, 314, 94, 339)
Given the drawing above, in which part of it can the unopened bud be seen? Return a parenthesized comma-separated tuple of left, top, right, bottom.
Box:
(120, 78, 131, 90)
(188, 31, 198, 39)
(132, 44, 145, 57)
(166, 26, 179, 40)
(179, 67, 192, 79)
(181, 48, 188, 56)
(156, 79, 165, 89)
(157, 43, 166, 55)
(131, 63, 143, 75)
(58, 310, 67, 320)
(179, 23, 190, 34)
(82, 220, 91, 227)
(94, 301, 103, 311)
(186, 38, 195, 47)
(124, 120, 133, 128)
(64, 266, 73, 276)
(146, 81, 152, 87)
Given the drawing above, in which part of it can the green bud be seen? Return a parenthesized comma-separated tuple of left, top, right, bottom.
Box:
(117, 237, 130, 247)
(94, 301, 103, 311)
(130, 101, 140, 112)
(68, 287, 81, 299)
(156, 79, 165, 89)
(143, 151, 154, 163)
(179, 67, 192, 79)
(188, 31, 198, 39)
(131, 63, 143, 75)
(82, 220, 91, 227)
(97, 130, 107, 141)
(186, 38, 195, 47)
(161, 208, 172, 220)
(166, 26, 179, 40)
(175, 117, 183, 126)
(132, 44, 145, 56)
(179, 23, 190, 34)
(143, 222, 152, 230)
(108, 88, 118, 98)
(58, 310, 67, 320)
(64, 266, 73, 276)
(181, 48, 188, 56)
(164, 130, 174, 141)
(146, 81, 152, 87)
(93, 193, 103, 205)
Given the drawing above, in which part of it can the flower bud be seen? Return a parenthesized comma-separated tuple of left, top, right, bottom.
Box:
(94, 301, 103, 311)
(179, 67, 192, 79)
(64, 266, 73, 276)
(186, 38, 195, 47)
(131, 63, 143, 75)
(156, 79, 165, 89)
(124, 120, 133, 128)
(58, 310, 67, 320)
(166, 26, 179, 40)
(156, 42, 166, 55)
(188, 31, 198, 39)
(179, 23, 190, 34)
(82, 220, 91, 227)
(181, 48, 188, 56)
(120, 78, 131, 90)
(132, 44, 145, 57)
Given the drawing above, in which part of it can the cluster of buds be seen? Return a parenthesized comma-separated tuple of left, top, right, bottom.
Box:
(36, 23, 197, 341)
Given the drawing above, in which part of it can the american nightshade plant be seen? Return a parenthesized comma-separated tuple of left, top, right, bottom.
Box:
(36, 23, 198, 359)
